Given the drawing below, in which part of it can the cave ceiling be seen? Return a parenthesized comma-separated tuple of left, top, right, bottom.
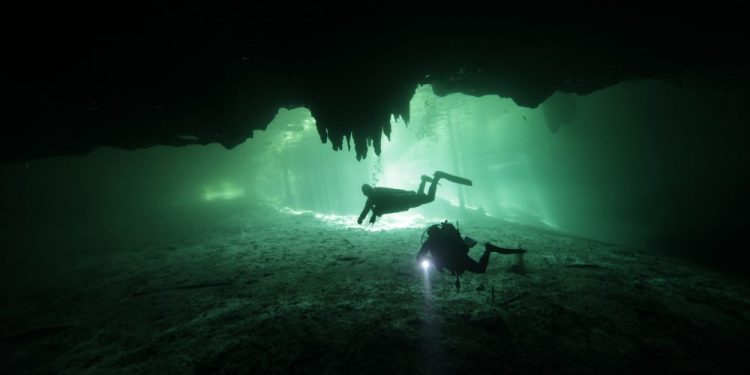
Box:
(6, 3, 749, 163)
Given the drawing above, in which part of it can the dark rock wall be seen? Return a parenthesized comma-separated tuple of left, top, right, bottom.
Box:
(7, 4, 749, 162)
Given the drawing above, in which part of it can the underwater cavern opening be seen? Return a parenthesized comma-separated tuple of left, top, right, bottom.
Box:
(1, 78, 749, 374)
(3, 80, 750, 272)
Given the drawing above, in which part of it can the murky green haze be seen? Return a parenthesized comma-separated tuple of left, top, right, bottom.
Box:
(2, 80, 748, 273)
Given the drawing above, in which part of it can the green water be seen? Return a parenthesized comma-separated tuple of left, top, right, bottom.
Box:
(2, 80, 749, 271)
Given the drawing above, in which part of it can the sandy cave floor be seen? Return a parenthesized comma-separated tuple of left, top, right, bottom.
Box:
(1, 201, 749, 374)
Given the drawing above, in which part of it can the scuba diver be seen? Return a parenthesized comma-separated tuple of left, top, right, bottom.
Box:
(416, 221, 526, 289)
(357, 171, 473, 225)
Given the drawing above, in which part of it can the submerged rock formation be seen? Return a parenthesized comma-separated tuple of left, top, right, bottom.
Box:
(7, 4, 749, 162)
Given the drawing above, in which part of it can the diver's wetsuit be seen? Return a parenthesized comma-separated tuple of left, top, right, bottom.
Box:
(360, 177, 438, 219)
(416, 223, 525, 275)
(417, 227, 489, 275)
(358, 171, 472, 225)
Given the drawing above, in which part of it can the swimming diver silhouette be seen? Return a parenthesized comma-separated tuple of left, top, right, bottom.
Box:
(357, 171, 473, 225)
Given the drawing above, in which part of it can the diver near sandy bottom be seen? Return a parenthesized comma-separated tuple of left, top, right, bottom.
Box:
(417, 221, 526, 289)
(357, 171, 473, 225)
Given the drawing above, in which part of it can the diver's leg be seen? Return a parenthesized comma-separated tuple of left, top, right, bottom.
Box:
(486, 243, 527, 254)
(417, 175, 432, 195)
(425, 177, 439, 202)
(411, 176, 437, 206)
(463, 250, 491, 273)
(405, 194, 431, 209)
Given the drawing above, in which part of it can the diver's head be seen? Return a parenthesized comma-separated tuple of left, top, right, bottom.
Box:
(361, 184, 373, 196)
(426, 224, 442, 238)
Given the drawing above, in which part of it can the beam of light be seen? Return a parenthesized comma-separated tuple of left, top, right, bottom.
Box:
(278, 207, 436, 231)
(419, 250, 442, 371)
(520, 154, 560, 230)
(202, 182, 245, 201)
(421, 257, 432, 298)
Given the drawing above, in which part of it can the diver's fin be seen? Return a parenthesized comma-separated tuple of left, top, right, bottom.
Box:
(486, 243, 526, 254)
(434, 171, 473, 186)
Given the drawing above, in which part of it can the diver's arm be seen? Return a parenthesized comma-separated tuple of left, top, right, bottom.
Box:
(357, 199, 372, 225)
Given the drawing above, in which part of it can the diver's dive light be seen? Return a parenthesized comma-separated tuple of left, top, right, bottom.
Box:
(421, 259, 431, 270)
